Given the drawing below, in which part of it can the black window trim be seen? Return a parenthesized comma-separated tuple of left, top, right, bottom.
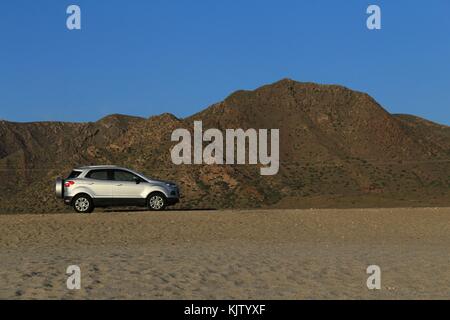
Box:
(112, 169, 144, 182)
(85, 169, 114, 181)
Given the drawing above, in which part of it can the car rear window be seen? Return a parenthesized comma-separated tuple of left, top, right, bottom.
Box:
(66, 170, 82, 179)
(86, 169, 110, 180)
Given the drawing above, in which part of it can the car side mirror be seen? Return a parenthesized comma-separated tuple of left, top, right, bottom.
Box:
(134, 177, 141, 184)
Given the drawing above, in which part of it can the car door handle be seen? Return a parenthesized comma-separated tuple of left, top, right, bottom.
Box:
(88, 183, 95, 185)
(116, 184, 123, 186)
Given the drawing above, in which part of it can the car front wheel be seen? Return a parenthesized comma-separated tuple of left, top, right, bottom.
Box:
(147, 193, 166, 211)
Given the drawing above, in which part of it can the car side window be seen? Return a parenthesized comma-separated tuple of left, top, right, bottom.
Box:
(86, 169, 110, 181)
(113, 170, 138, 182)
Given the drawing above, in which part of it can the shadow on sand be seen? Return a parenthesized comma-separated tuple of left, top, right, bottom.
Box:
(102, 207, 217, 213)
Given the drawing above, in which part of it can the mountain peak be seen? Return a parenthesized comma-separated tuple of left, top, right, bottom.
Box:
(275, 77, 296, 84)
(97, 114, 144, 123)
(149, 113, 180, 122)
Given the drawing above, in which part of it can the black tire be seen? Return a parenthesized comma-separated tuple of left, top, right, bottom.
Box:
(72, 194, 95, 214)
(147, 192, 167, 211)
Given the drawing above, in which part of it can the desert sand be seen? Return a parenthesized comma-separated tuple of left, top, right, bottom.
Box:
(1, 208, 450, 299)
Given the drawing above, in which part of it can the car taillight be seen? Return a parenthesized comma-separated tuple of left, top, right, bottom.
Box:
(64, 181, 75, 187)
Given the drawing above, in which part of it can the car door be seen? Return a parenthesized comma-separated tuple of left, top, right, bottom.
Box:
(84, 169, 114, 198)
(112, 169, 148, 202)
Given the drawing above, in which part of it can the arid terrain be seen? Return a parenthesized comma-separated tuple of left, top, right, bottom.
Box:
(1, 79, 450, 214)
(1, 208, 450, 299)
(1, 79, 449, 298)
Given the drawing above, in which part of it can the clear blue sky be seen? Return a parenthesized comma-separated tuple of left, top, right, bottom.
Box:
(0, 0, 449, 124)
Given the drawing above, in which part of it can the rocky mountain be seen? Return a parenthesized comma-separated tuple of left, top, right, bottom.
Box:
(1, 79, 450, 213)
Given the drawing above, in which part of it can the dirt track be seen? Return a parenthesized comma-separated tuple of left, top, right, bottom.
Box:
(1, 208, 450, 299)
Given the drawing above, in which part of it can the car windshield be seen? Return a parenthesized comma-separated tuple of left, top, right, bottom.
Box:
(133, 170, 152, 181)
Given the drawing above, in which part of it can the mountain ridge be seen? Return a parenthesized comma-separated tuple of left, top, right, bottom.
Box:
(1, 79, 450, 213)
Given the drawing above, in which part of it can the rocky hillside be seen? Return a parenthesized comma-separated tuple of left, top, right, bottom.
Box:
(1, 79, 450, 213)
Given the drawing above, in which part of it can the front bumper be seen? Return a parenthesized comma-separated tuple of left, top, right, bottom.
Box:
(166, 197, 180, 206)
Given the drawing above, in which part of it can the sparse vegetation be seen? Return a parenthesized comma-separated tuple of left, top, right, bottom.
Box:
(1, 79, 450, 213)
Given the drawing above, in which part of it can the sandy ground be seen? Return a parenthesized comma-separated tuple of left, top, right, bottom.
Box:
(1, 208, 450, 300)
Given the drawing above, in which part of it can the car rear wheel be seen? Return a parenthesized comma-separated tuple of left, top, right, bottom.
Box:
(147, 193, 166, 211)
(73, 194, 94, 214)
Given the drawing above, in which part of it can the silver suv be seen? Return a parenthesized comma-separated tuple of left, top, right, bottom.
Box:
(55, 165, 180, 213)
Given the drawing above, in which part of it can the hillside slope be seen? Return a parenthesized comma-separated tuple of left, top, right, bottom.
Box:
(1, 79, 450, 213)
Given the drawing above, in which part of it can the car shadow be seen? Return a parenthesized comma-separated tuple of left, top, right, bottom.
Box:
(102, 207, 217, 213)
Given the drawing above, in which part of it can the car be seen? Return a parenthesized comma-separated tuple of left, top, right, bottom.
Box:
(55, 165, 180, 213)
